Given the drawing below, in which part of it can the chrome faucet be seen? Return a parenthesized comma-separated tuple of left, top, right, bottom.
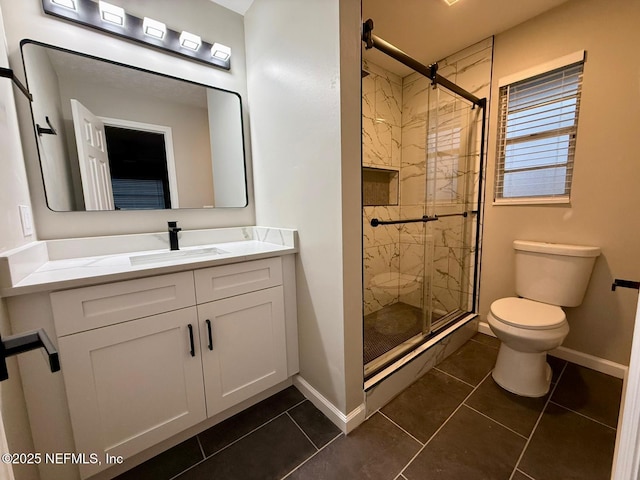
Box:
(168, 221, 181, 251)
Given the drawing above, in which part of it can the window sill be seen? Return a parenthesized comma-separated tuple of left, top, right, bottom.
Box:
(493, 196, 570, 206)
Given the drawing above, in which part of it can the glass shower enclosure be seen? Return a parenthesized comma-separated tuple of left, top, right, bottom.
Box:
(362, 21, 486, 378)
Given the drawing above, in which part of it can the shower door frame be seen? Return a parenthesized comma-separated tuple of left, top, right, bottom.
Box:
(362, 19, 488, 381)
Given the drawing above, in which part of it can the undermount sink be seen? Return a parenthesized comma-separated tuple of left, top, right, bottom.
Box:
(129, 246, 229, 266)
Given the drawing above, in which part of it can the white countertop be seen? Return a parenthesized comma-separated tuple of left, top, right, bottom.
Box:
(0, 227, 297, 296)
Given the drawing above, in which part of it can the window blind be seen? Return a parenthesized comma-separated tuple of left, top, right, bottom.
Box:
(495, 61, 584, 202)
(111, 178, 166, 210)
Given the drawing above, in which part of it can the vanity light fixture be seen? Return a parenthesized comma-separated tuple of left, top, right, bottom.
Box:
(41, 0, 231, 70)
(179, 31, 201, 51)
(444, 0, 461, 5)
(142, 17, 166, 40)
(98, 1, 125, 26)
(211, 43, 231, 61)
(50, 0, 77, 10)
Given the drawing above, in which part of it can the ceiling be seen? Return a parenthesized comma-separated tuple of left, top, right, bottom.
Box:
(207, 0, 570, 77)
(362, 0, 570, 76)
(209, 0, 255, 15)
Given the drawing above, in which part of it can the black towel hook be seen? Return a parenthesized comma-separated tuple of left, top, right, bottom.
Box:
(37, 116, 57, 136)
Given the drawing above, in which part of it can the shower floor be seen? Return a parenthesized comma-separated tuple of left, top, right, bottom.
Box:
(364, 302, 437, 365)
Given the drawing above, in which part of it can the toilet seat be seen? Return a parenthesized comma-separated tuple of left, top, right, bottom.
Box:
(490, 297, 566, 330)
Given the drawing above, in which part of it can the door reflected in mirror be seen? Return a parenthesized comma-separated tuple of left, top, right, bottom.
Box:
(21, 41, 248, 211)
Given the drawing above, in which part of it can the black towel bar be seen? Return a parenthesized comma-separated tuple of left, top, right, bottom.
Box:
(611, 279, 640, 291)
(0, 329, 60, 381)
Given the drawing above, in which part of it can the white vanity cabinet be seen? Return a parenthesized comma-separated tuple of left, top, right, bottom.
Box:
(56, 308, 207, 467)
(197, 287, 287, 417)
(194, 259, 288, 417)
(44, 256, 296, 479)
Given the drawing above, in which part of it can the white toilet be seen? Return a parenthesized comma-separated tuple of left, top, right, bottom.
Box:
(488, 240, 600, 397)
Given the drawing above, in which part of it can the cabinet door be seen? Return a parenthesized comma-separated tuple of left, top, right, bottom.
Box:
(58, 308, 206, 479)
(198, 286, 287, 417)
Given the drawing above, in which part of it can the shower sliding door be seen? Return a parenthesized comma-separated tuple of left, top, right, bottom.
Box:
(362, 60, 484, 379)
(425, 87, 480, 334)
(362, 61, 430, 372)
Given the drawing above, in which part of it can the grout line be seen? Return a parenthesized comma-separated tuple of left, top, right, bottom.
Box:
(286, 399, 308, 412)
(195, 435, 206, 460)
(397, 370, 494, 477)
(280, 431, 343, 479)
(508, 362, 567, 480)
(207, 412, 287, 457)
(548, 401, 618, 431)
(169, 408, 308, 480)
(168, 399, 320, 480)
(433, 366, 477, 388)
(168, 436, 208, 480)
(515, 469, 536, 480)
(173, 411, 291, 479)
(378, 411, 425, 446)
(469, 337, 499, 349)
(462, 404, 528, 440)
(286, 411, 320, 450)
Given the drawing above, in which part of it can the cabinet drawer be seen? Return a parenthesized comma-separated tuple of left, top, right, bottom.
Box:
(51, 271, 196, 336)
(194, 257, 282, 303)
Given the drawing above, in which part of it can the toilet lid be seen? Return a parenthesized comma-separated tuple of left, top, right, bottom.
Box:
(490, 297, 566, 330)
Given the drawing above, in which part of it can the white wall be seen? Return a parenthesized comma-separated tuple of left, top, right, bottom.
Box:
(0, 5, 39, 479)
(480, 0, 640, 365)
(207, 89, 247, 207)
(245, 0, 363, 416)
(0, 0, 254, 239)
(22, 45, 76, 211)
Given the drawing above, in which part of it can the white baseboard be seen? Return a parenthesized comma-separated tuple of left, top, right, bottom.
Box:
(478, 321, 628, 379)
(293, 375, 366, 434)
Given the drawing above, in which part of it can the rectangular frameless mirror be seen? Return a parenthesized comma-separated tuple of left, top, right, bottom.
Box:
(21, 40, 248, 211)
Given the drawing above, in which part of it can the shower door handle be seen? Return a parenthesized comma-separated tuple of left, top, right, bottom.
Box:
(370, 211, 469, 227)
(371, 215, 438, 227)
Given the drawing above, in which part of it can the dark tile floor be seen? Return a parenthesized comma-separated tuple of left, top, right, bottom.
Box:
(114, 333, 623, 480)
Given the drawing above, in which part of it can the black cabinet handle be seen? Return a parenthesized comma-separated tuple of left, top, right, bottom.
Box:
(206, 319, 213, 351)
(187, 324, 195, 357)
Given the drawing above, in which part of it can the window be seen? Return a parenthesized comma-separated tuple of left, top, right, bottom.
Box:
(495, 54, 584, 203)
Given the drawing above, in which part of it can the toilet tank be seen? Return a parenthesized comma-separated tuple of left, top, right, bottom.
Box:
(514, 240, 601, 307)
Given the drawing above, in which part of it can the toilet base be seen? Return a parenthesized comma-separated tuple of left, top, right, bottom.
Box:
(492, 342, 552, 397)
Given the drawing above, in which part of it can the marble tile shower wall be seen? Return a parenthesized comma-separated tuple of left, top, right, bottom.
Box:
(362, 38, 493, 318)
(363, 61, 404, 315)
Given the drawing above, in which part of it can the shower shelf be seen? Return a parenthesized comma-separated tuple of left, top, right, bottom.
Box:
(362, 166, 398, 206)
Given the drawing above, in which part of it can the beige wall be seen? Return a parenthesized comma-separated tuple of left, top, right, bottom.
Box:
(480, 0, 640, 365)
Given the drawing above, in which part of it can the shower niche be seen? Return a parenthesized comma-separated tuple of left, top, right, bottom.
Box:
(363, 167, 399, 206)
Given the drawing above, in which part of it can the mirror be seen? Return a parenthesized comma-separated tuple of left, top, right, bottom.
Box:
(21, 41, 248, 211)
